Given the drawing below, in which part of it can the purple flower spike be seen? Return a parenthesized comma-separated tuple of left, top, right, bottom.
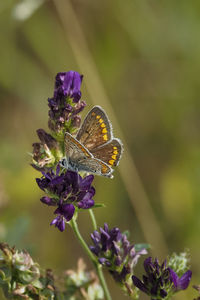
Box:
(37, 169, 95, 232)
(48, 71, 86, 134)
(132, 257, 192, 299)
(90, 224, 147, 285)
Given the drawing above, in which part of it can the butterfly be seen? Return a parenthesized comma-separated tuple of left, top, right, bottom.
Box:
(60, 106, 123, 178)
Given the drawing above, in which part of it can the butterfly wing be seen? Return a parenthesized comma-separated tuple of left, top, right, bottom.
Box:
(76, 106, 112, 151)
(90, 138, 123, 167)
(64, 132, 92, 161)
(64, 132, 112, 177)
(78, 157, 113, 178)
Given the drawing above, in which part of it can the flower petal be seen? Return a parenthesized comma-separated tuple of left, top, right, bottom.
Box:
(144, 257, 153, 274)
(169, 268, 179, 289)
(40, 196, 56, 206)
(160, 289, 167, 298)
(132, 275, 148, 294)
(50, 216, 59, 225)
(177, 270, 192, 290)
(79, 175, 94, 190)
(62, 71, 83, 102)
(58, 218, 65, 232)
(78, 199, 94, 209)
(63, 71, 74, 95)
(62, 204, 75, 221)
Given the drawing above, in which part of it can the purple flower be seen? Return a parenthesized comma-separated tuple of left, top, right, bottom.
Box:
(90, 224, 147, 285)
(48, 71, 86, 134)
(51, 203, 75, 232)
(54, 71, 83, 103)
(37, 168, 95, 231)
(169, 268, 192, 291)
(132, 257, 192, 299)
(132, 257, 170, 299)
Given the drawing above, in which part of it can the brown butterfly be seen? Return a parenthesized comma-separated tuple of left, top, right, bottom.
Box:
(60, 106, 123, 178)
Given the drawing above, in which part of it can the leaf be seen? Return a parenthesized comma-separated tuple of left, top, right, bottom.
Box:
(135, 243, 151, 251)
(92, 203, 106, 208)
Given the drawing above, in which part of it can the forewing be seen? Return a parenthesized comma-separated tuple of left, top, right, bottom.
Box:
(79, 158, 113, 177)
(76, 106, 112, 151)
(90, 138, 123, 167)
(64, 132, 92, 160)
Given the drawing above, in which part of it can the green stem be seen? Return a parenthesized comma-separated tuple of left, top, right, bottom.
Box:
(96, 263, 112, 300)
(89, 209, 97, 230)
(70, 217, 112, 300)
(70, 217, 96, 264)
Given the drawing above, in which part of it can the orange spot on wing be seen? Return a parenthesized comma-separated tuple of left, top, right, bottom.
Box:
(113, 150, 118, 155)
(103, 134, 108, 141)
(109, 160, 114, 165)
(96, 115, 100, 119)
(101, 123, 106, 128)
(99, 118, 103, 123)
(71, 137, 90, 157)
(92, 112, 96, 116)
(101, 164, 109, 174)
(102, 128, 107, 133)
(112, 155, 117, 160)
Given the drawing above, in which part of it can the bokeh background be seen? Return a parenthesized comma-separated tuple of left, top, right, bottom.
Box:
(1, 0, 200, 299)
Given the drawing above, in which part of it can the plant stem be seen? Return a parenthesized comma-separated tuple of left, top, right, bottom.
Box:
(96, 263, 112, 300)
(70, 217, 96, 264)
(70, 217, 112, 300)
(89, 209, 97, 230)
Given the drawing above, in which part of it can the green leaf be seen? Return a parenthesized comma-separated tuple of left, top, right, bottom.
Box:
(92, 203, 106, 208)
(135, 243, 151, 251)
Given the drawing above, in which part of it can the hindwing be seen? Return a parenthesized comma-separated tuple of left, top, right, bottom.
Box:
(90, 138, 123, 167)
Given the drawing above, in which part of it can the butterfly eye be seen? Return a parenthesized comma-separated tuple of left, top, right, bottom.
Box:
(59, 158, 66, 168)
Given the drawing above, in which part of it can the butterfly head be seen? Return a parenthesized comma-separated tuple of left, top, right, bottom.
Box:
(59, 158, 68, 169)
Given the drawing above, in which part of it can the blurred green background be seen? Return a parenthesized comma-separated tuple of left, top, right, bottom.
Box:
(0, 0, 200, 299)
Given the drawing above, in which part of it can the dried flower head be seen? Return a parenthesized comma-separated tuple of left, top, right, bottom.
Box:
(31, 128, 62, 171)
(64, 258, 104, 300)
(0, 243, 56, 299)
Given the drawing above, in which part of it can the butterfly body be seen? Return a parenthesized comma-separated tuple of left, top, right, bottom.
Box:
(61, 106, 123, 177)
